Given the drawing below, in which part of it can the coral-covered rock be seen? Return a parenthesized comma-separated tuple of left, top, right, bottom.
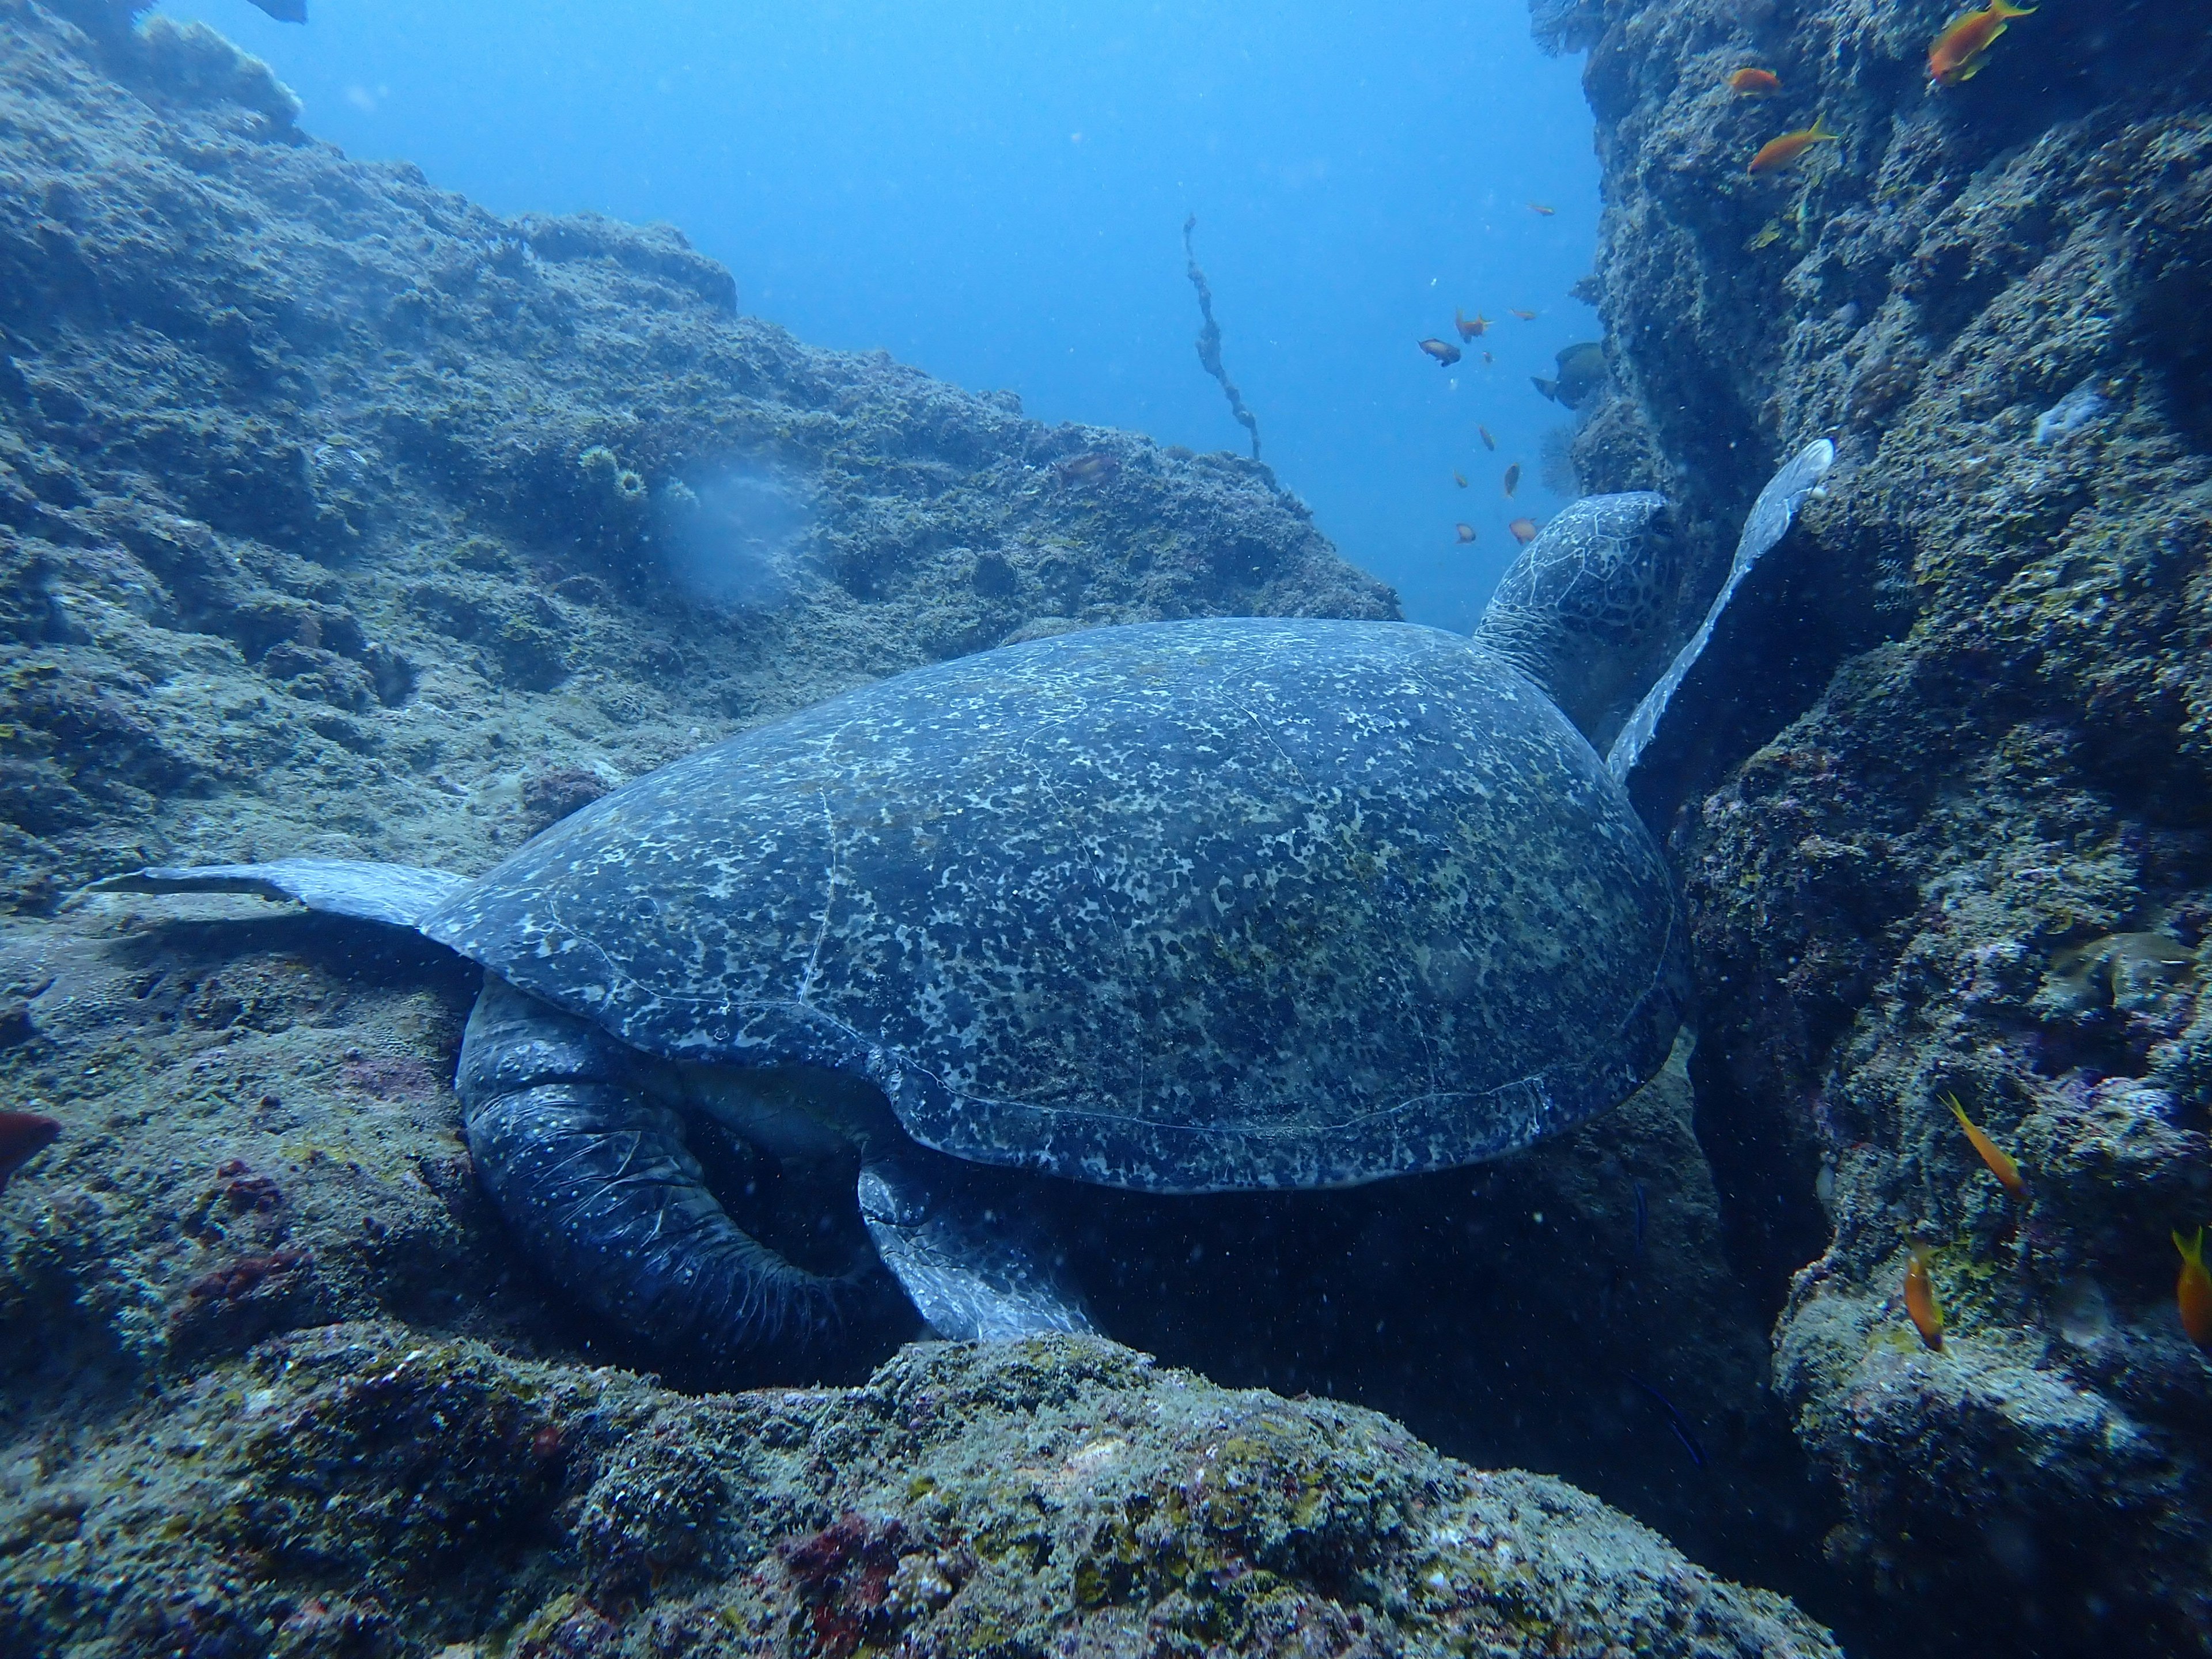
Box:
(1551, 0, 2212, 1642)
(0, 1326, 1842, 1659)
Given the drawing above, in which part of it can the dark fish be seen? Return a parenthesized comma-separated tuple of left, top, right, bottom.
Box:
(1531, 341, 1607, 409)
(1056, 452, 1118, 484)
(1419, 338, 1463, 367)
(0, 1111, 60, 1195)
(247, 0, 309, 20)
(1478, 425, 1497, 451)
(1454, 522, 1477, 543)
(1502, 463, 1521, 498)
(1626, 1372, 1707, 1468)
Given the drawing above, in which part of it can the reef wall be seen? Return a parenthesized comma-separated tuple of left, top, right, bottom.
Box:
(1548, 0, 2212, 1645)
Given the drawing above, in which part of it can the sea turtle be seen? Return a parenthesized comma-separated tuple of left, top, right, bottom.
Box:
(99, 440, 1834, 1377)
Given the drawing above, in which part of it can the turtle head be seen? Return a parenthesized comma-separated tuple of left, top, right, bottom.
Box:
(1471, 491, 1683, 749)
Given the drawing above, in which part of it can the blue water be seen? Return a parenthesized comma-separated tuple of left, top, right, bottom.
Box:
(158, 0, 1599, 630)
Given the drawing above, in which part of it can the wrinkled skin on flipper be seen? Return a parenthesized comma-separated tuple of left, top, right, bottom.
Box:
(458, 976, 918, 1376)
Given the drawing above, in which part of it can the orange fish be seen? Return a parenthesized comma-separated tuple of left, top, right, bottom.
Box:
(1945, 1094, 2025, 1200)
(2177, 1230, 2212, 1349)
(1419, 337, 1462, 366)
(1904, 1248, 1944, 1351)
(1509, 308, 1538, 321)
(0, 1110, 59, 1196)
(1478, 425, 1497, 452)
(1728, 67, 1782, 94)
(1502, 464, 1521, 498)
(1454, 523, 1476, 544)
(1528, 203, 1556, 215)
(1455, 309, 1491, 340)
(1453, 469, 1469, 487)
(1927, 0, 2033, 85)
(1748, 118, 1839, 174)
(1508, 517, 1538, 544)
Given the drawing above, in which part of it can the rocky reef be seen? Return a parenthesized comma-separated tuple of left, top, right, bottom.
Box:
(1, 1327, 1840, 1659)
(1546, 0, 2212, 1645)
(0, 2, 1844, 1654)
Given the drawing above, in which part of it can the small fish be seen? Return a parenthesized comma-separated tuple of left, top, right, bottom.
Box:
(2177, 1229, 2212, 1349)
(1509, 308, 1539, 321)
(1056, 452, 1118, 484)
(1419, 337, 1463, 367)
(1508, 517, 1539, 544)
(1945, 1094, 2026, 1199)
(1625, 1372, 1707, 1468)
(1904, 1247, 1944, 1351)
(1727, 67, 1782, 94)
(1453, 469, 1469, 488)
(1502, 463, 1521, 498)
(0, 1111, 60, 1196)
(1455, 309, 1491, 340)
(1478, 425, 1497, 451)
(1749, 119, 1839, 175)
(1927, 0, 2034, 85)
(1481, 350, 1494, 366)
(1528, 202, 1556, 215)
(1454, 523, 1477, 544)
(247, 0, 308, 18)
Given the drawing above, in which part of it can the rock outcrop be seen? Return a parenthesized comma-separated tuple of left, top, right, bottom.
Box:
(1549, 0, 2212, 1645)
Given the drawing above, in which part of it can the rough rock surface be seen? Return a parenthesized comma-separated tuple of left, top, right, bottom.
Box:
(0, 1330, 1840, 1659)
(1548, 0, 2212, 1646)
(0, 0, 1390, 916)
(0, 3, 1839, 1652)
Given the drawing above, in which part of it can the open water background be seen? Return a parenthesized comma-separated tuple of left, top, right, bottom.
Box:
(155, 0, 1600, 630)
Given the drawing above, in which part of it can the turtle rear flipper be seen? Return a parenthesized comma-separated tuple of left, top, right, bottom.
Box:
(460, 976, 911, 1376)
(91, 858, 467, 933)
(859, 1153, 1094, 1340)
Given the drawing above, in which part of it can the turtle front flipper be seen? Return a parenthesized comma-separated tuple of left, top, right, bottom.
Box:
(92, 858, 467, 931)
(457, 976, 911, 1377)
(858, 1153, 1094, 1340)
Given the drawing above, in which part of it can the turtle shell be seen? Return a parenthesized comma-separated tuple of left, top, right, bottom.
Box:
(423, 617, 1684, 1192)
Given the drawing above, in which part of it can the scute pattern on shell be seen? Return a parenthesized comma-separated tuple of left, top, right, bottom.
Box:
(424, 618, 1685, 1192)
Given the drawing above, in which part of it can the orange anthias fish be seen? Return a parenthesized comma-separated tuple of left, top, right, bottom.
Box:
(1502, 463, 1521, 497)
(1728, 67, 1783, 94)
(1453, 469, 1469, 487)
(1419, 337, 1463, 366)
(1478, 425, 1497, 451)
(1509, 308, 1538, 321)
(1928, 0, 2034, 85)
(1508, 517, 1539, 544)
(1456, 308, 1491, 340)
(1454, 523, 1477, 544)
(0, 1110, 60, 1196)
(1904, 1248, 1944, 1351)
(1945, 1094, 2026, 1199)
(1528, 202, 1556, 215)
(1749, 118, 1839, 174)
(2177, 1230, 2212, 1349)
